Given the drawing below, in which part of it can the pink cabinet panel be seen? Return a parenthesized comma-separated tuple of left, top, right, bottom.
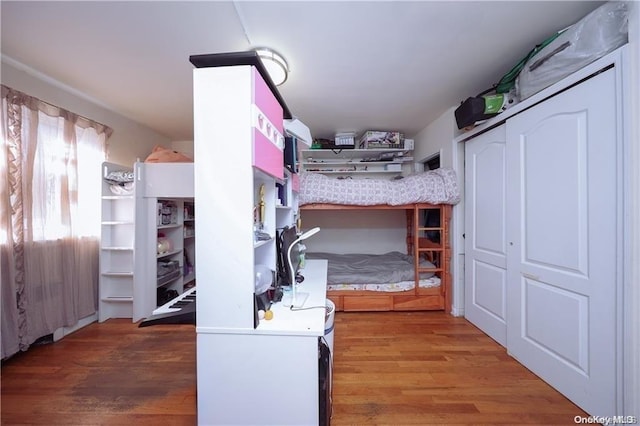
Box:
(252, 68, 283, 133)
(252, 67, 283, 179)
(253, 129, 283, 180)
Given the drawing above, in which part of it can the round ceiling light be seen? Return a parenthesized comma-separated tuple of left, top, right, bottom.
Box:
(255, 48, 289, 86)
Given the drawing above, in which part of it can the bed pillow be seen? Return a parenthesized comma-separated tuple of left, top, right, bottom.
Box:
(390, 168, 460, 205)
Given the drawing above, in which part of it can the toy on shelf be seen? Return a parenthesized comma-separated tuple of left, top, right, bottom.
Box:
(145, 145, 193, 163)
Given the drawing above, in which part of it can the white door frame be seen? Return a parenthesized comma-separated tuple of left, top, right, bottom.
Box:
(623, 1, 639, 416)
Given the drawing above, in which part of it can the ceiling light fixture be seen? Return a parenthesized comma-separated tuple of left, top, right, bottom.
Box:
(254, 48, 289, 86)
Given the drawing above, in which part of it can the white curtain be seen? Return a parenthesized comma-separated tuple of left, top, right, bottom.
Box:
(1, 85, 110, 359)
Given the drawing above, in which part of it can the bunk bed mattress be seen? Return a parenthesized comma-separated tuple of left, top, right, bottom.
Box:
(327, 277, 440, 292)
(306, 251, 440, 291)
(299, 168, 460, 206)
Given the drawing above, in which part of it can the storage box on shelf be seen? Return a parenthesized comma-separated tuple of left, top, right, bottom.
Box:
(157, 200, 177, 225)
(358, 130, 402, 149)
(334, 131, 356, 148)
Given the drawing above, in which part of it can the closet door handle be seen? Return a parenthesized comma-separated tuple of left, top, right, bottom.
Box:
(522, 272, 540, 281)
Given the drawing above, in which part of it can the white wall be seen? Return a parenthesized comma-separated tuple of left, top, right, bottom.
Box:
(301, 210, 406, 255)
(171, 140, 194, 159)
(412, 106, 457, 168)
(1, 58, 170, 166)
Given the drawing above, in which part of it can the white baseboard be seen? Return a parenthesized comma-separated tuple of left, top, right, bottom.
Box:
(450, 306, 464, 317)
(53, 313, 98, 342)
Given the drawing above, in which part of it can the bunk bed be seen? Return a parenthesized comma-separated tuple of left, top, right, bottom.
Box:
(299, 169, 459, 313)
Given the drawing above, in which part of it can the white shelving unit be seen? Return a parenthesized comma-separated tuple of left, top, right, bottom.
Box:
(182, 200, 196, 287)
(155, 200, 185, 291)
(252, 168, 277, 269)
(193, 60, 327, 425)
(99, 162, 136, 321)
(133, 161, 194, 322)
(300, 148, 413, 176)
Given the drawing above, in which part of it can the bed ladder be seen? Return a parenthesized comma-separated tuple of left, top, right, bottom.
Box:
(406, 204, 452, 312)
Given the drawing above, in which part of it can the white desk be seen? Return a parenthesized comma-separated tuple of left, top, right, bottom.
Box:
(258, 259, 328, 335)
(197, 259, 328, 425)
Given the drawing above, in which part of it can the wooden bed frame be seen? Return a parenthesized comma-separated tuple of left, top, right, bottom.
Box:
(299, 203, 452, 313)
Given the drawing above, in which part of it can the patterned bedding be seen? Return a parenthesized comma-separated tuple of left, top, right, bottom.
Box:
(327, 276, 441, 292)
(299, 168, 460, 206)
(306, 251, 438, 290)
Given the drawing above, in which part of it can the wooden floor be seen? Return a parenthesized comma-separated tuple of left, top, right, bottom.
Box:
(1, 311, 587, 425)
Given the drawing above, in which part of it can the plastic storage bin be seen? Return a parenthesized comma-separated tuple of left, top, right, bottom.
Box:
(325, 299, 335, 354)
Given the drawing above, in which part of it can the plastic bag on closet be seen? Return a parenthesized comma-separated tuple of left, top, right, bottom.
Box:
(516, 1, 628, 100)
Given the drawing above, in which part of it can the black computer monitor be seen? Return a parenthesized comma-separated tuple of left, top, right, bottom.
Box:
(277, 225, 299, 286)
(284, 136, 298, 173)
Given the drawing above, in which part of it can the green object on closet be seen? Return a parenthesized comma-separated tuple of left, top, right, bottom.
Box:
(494, 28, 567, 94)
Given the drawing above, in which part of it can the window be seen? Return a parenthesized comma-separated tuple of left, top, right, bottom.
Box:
(1, 84, 111, 359)
(29, 113, 105, 240)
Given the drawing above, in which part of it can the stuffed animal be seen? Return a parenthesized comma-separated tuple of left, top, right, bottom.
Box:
(144, 145, 193, 163)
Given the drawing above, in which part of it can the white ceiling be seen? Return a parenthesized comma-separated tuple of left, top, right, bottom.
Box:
(1, 1, 604, 141)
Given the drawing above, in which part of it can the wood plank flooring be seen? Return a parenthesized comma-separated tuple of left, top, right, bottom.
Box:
(332, 312, 588, 425)
(1, 311, 587, 425)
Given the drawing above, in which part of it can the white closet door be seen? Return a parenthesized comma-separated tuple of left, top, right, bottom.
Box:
(506, 68, 619, 415)
(464, 125, 508, 346)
